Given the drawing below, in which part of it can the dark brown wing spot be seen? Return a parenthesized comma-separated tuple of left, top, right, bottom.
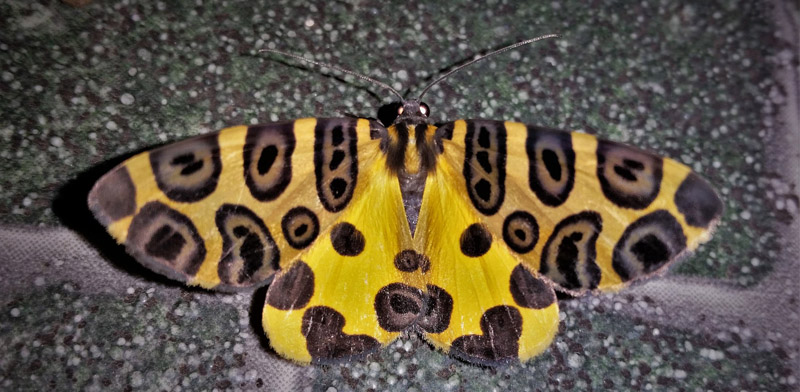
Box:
(266, 260, 314, 310)
(509, 265, 556, 309)
(330, 222, 365, 257)
(301, 306, 380, 363)
(460, 223, 492, 258)
(88, 166, 137, 225)
(417, 284, 453, 333)
(674, 172, 724, 228)
(612, 210, 687, 282)
(374, 283, 424, 331)
(393, 249, 429, 272)
(450, 306, 522, 364)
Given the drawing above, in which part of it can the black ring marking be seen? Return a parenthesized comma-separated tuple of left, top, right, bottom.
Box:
(674, 172, 724, 228)
(417, 284, 454, 334)
(374, 283, 424, 332)
(244, 123, 296, 202)
(89, 166, 137, 225)
(509, 264, 556, 309)
(450, 306, 522, 364)
(281, 206, 320, 250)
(302, 306, 381, 362)
(314, 119, 358, 212)
(526, 126, 575, 207)
(596, 140, 663, 209)
(330, 222, 365, 257)
(214, 204, 279, 287)
(266, 260, 314, 310)
(502, 210, 539, 254)
(463, 120, 506, 216)
(127, 201, 206, 279)
(460, 223, 493, 258)
(612, 210, 687, 282)
(393, 249, 430, 273)
(539, 211, 603, 291)
(150, 135, 222, 202)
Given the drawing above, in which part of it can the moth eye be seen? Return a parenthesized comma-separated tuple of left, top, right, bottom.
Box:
(397, 106, 404, 115)
(420, 102, 430, 117)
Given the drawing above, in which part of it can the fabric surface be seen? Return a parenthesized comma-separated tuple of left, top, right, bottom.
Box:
(1, 0, 798, 390)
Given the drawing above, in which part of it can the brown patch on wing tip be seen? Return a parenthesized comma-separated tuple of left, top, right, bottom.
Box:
(302, 306, 380, 362)
(266, 260, 314, 310)
(88, 166, 137, 225)
(450, 306, 522, 364)
(674, 172, 724, 228)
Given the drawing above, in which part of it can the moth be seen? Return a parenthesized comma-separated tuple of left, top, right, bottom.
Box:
(88, 36, 723, 365)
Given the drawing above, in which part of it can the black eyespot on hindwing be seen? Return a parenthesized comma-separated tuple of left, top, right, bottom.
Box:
(126, 201, 206, 280)
(281, 206, 320, 250)
(417, 284, 454, 334)
(150, 134, 222, 202)
(314, 119, 358, 212)
(612, 210, 687, 282)
(244, 122, 296, 202)
(539, 211, 603, 292)
(596, 140, 663, 209)
(214, 204, 279, 287)
(463, 120, 506, 216)
(374, 283, 424, 332)
(526, 126, 575, 207)
(266, 260, 314, 310)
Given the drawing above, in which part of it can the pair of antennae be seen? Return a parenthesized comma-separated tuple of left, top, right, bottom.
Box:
(259, 34, 559, 101)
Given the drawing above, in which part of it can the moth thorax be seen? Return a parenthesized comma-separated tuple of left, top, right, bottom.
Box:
(385, 123, 436, 175)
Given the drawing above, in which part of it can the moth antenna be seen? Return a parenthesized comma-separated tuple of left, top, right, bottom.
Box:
(259, 48, 404, 101)
(417, 34, 561, 100)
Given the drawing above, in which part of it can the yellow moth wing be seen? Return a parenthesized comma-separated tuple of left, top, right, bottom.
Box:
(415, 155, 559, 364)
(263, 152, 421, 363)
(437, 120, 723, 295)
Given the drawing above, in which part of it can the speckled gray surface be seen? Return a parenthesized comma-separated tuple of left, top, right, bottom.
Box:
(1, 0, 798, 391)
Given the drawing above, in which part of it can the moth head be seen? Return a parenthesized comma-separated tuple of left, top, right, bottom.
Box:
(393, 99, 431, 126)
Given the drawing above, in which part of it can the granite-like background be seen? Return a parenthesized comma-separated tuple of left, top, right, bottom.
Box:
(1, 0, 798, 390)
